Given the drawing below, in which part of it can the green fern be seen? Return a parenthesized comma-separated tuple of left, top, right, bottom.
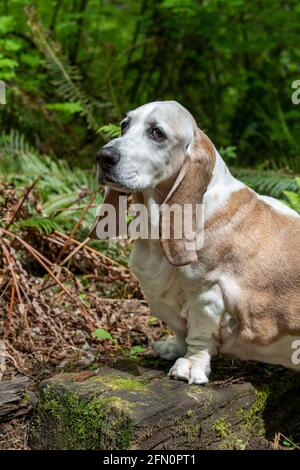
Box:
(232, 168, 299, 199)
(16, 216, 60, 234)
(25, 5, 99, 132)
(46, 102, 83, 117)
(0, 130, 103, 236)
(0, 128, 36, 157)
(97, 124, 121, 139)
(0, 129, 97, 193)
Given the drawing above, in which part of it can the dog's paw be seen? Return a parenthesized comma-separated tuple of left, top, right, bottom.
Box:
(168, 357, 209, 385)
(153, 336, 186, 361)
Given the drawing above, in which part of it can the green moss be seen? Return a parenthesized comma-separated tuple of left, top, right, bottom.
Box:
(90, 374, 149, 391)
(30, 384, 135, 450)
(20, 391, 31, 405)
(173, 413, 202, 444)
(243, 385, 270, 436)
(213, 416, 246, 450)
(104, 376, 148, 391)
(189, 385, 204, 394)
(213, 417, 230, 439)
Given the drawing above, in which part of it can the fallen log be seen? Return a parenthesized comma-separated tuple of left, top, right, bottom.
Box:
(0, 376, 33, 421)
(29, 365, 267, 450)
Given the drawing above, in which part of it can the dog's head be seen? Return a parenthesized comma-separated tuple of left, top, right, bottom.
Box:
(97, 100, 202, 192)
(93, 100, 216, 265)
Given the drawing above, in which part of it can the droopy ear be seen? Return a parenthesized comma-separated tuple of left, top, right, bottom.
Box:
(89, 188, 127, 239)
(160, 129, 216, 266)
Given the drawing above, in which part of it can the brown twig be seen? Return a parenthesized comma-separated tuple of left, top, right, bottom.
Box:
(55, 195, 96, 264)
(1, 228, 73, 301)
(59, 237, 90, 267)
(2, 227, 95, 330)
(0, 239, 23, 305)
(55, 231, 130, 272)
(4, 284, 15, 338)
(6, 178, 39, 229)
(0, 237, 32, 339)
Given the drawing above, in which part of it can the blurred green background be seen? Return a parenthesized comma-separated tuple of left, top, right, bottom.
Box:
(0, 0, 299, 170)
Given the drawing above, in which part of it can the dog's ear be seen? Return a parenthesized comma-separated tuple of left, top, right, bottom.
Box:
(89, 188, 127, 239)
(160, 129, 215, 266)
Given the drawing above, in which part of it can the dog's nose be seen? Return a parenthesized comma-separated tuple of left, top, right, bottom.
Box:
(97, 147, 121, 166)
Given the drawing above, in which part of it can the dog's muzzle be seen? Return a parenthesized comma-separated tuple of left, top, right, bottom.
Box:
(96, 146, 121, 182)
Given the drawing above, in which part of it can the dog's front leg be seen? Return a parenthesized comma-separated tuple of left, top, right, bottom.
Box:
(169, 286, 224, 384)
(147, 298, 188, 360)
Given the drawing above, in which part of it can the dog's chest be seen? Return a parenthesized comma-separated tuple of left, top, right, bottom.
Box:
(129, 240, 184, 309)
(129, 240, 215, 313)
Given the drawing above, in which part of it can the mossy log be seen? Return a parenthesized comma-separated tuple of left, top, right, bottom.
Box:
(29, 365, 267, 450)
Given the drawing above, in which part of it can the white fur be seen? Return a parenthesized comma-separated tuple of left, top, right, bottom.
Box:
(258, 194, 300, 218)
(203, 150, 245, 222)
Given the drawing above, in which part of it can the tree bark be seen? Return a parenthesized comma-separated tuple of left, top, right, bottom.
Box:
(0, 377, 34, 422)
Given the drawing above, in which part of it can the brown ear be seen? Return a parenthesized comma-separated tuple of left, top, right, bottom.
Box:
(160, 129, 215, 266)
(89, 188, 127, 239)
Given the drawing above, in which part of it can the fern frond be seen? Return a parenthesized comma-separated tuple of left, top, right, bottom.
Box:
(232, 168, 299, 199)
(25, 5, 99, 132)
(0, 130, 97, 195)
(97, 124, 121, 139)
(43, 192, 81, 216)
(16, 216, 60, 234)
(0, 128, 36, 157)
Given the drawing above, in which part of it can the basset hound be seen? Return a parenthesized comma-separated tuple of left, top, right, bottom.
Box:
(91, 100, 300, 384)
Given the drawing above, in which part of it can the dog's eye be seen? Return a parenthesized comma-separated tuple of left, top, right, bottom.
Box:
(121, 121, 129, 135)
(150, 127, 166, 142)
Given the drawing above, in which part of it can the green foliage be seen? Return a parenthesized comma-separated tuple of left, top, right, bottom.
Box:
(97, 124, 121, 139)
(284, 178, 300, 213)
(0, 130, 102, 236)
(129, 345, 146, 357)
(46, 102, 83, 117)
(0, 0, 299, 171)
(232, 168, 299, 199)
(92, 328, 113, 341)
(220, 146, 237, 161)
(16, 216, 60, 234)
(26, 5, 99, 132)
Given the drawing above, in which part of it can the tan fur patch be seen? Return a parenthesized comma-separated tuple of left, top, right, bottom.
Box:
(202, 187, 300, 345)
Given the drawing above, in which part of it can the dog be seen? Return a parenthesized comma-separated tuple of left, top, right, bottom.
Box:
(91, 100, 300, 384)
